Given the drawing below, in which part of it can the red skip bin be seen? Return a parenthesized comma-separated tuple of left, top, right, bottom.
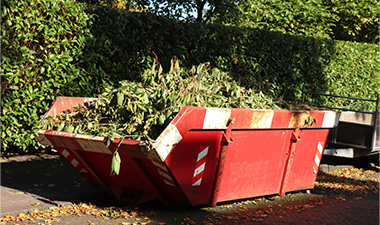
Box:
(37, 97, 338, 207)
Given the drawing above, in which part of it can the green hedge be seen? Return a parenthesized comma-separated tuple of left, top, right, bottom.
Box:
(1, 0, 102, 154)
(84, 7, 379, 102)
(328, 0, 379, 43)
(1, 0, 379, 155)
(212, 0, 379, 44)
(321, 41, 380, 106)
(85, 8, 333, 100)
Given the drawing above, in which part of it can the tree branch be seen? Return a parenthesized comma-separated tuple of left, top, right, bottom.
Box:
(196, 0, 207, 22)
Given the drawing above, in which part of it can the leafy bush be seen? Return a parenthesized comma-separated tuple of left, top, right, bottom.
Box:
(319, 41, 380, 107)
(326, 0, 379, 43)
(1, 0, 102, 154)
(212, 0, 379, 44)
(214, 0, 335, 39)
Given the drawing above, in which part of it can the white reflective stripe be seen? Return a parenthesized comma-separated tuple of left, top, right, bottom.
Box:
(313, 167, 317, 174)
(61, 150, 69, 158)
(192, 178, 202, 186)
(164, 180, 175, 186)
(80, 168, 87, 173)
(322, 111, 338, 128)
(193, 162, 206, 178)
(152, 160, 168, 172)
(317, 142, 323, 155)
(151, 160, 162, 167)
(314, 154, 320, 166)
(152, 160, 175, 186)
(197, 147, 209, 162)
(158, 170, 173, 181)
(154, 124, 183, 161)
(71, 159, 79, 167)
(203, 108, 231, 129)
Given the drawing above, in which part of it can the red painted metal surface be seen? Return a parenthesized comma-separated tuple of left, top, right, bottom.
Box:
(36, 97, 338, 207)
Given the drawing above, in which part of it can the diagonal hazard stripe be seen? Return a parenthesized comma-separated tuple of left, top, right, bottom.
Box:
(192, 146, 209, 186)
(197, 147, 209, 161)
(313, 141, 324, 174)
(58, 149, 87, 173)
(317, 142, 323, 155)
(193, 162, 206, 178)
(192, 178, 202, 186)
(152, 160, 175, 187)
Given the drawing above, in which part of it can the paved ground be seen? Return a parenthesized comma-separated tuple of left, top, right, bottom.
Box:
(1, 153, 379, 225)
(1, 153, 109, 218)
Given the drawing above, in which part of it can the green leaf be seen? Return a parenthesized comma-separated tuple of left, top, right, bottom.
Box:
(158, 114, 165, 125)
(57, 122, 65, 132)
(106, 137, 112, 148)
(117, 91, 124, 106)
(142, 92, 149, 104)
(66, 125, 74, 133)
(111, 151, 121, 176)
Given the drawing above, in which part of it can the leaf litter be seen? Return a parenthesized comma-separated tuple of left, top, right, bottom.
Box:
(0, 203, 154, 224)
(315, 168, 379, 194)
(0, 168, 378, 224)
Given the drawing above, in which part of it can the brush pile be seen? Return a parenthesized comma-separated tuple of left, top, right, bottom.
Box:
(40, 58, 279, 141)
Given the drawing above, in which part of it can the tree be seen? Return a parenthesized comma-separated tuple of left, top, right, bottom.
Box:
(134, 0, 240, 23)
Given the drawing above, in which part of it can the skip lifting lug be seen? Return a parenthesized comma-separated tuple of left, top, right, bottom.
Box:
(222, 118, 235, 145)
(291, 128, 302, 142)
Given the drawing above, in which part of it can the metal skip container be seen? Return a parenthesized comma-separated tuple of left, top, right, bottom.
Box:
(36, 97, 339, 207)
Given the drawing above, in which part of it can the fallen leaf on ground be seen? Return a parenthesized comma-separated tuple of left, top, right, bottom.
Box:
(0, 203, 154, 224)
(315, 168, 379, 194)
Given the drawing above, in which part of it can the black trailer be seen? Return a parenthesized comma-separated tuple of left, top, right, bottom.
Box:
(301, 88, 379, 161)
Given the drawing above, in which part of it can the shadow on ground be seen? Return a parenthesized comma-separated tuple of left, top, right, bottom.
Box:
(1, 153, 379, 225)
(1, 154, 115, 215)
